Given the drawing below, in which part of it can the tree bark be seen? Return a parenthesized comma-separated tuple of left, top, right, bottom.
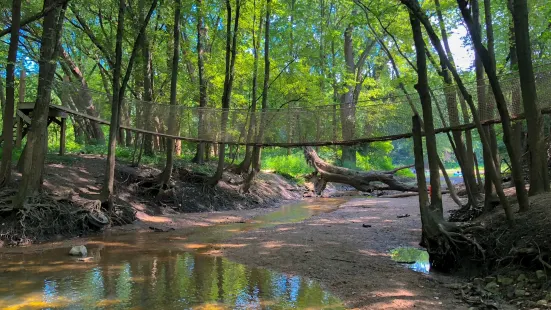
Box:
(340, 24, 356, 168)
(193, 0, 208, 164)
(512, 0, 550, 195)
(434, 0, 480, 203)
(211, 0, 241, 185)
(412, 11, 443, 215)
(159, 0, 181, 185)
(0, 0, 21, 188)
(15, 0, 66, 207)
(101, 0, 157, 210)
(304, 147, 417, 194)
(457, 0, 529, 213)
(401, 0, 514, 223)
(237, 2, 263, 174)
(243, 0, 270, 192)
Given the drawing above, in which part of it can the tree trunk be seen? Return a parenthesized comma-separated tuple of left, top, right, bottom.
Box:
(0, 0, 21, 188)
(401, 0, 514, 223)
(507, 0, 523, 160)
(101, 0, 157, 210)
(412, 14, 443, 215)
(434, 0, 480, 203)
(193, 0, 208, 164)
(159, 0, 181, 185)
(211, 0, 241, 185)
(243, 0, 270, 192)
(101, 0, 125, 210)
(140, 0, 154, 157)
(457, 0, 529, 213)
(512, 0, 550, 195)
(340, 24, 356, 168)
(237, 4, 263, 175)
(15, 0, 66, 207)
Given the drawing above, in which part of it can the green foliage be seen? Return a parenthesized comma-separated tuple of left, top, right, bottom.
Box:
(262, 153, 314, 178)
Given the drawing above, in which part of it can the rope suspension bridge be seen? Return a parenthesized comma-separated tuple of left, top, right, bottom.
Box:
(13, 64, 551, 149)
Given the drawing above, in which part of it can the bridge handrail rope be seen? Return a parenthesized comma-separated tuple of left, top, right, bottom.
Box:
(14, 62, 551, 146)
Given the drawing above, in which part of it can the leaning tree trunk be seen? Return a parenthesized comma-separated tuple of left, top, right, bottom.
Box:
(159, 0, 181, 185)
(304, 146, 418, 194)
(0, 0, 21, 188)
(410, 11, 472, 271)
(434, 0, 480, 203)
(402, 0, 514, 223)
(457, 0, 529, 213)
(15, 0, 66, 207)
(512, 0, 549, 195)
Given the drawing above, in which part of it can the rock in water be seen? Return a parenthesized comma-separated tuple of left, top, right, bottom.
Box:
(69, 245, 88, 256)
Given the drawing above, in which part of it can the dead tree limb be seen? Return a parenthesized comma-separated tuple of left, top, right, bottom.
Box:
(303, 147, 418, 194)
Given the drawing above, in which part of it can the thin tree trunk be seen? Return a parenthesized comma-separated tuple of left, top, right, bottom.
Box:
(512, 0, 549, 195)
(15, 0, 66, 207)
(101, 0, 158, 209)
(412, 17, 443, 215)
(0, 0, 21, 188)
(159, 0, 181, 185)
(401, 0, 514, 223)
(243, 0, 270, 192)
(211, 0, 241, 184)
(193, 0, 208, 164)
(457, 0, 529, 213)
(340, 24, 356, 168)
(237, 2, 262, 174)
(507, 0, 523, 160)
(434, 0, 480, 202)
(101, 0, 125, 210)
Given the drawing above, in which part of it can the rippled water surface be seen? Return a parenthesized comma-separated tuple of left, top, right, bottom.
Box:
(0, 199, 346, 309)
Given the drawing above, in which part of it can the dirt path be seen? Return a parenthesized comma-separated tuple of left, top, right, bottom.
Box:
(220, 196, 469, 309)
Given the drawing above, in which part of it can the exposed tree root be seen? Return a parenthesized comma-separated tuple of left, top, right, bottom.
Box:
(0, 187, 134, 245)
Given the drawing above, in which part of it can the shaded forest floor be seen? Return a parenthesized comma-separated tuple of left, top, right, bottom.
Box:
(0, 154, 303, 245)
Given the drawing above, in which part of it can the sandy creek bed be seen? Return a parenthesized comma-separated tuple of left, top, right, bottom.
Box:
(0, 196, 469, 309)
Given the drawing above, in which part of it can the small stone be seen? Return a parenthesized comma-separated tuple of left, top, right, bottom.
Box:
(69, 245, 87, 256)
(498, 276, 514, 285)
(485, 281, 499, 293)
(517, 274, 528, 283)
(515, 289, 526, 297)
(536, 300, 548, 306)
(536, 270, 546, 280)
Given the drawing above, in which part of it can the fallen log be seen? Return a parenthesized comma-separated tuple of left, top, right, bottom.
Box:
(303, 147, 418, 195)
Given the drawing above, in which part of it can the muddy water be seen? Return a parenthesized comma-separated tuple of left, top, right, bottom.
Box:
(0, 199, 346, 309)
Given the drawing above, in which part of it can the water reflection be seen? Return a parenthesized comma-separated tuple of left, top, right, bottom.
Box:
(390, 247, 431, 274)
(0, 249, 343, 309)
(0, 198, 347, 309)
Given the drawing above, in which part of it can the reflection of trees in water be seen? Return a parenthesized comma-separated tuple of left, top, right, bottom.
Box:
(4, 249, 342, 309)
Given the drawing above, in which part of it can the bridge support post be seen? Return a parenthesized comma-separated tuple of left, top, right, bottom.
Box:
(59, 117, 66, 156)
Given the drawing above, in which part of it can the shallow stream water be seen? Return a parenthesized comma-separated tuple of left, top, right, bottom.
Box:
(0, 199, 347, 309)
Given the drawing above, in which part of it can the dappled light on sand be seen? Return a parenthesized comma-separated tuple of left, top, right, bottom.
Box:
(0, 199, 348, 309)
